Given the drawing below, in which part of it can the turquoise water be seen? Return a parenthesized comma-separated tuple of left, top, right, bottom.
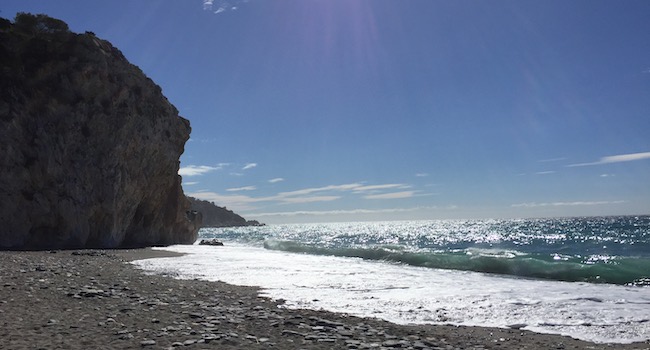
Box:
(202, 216, 650, 285)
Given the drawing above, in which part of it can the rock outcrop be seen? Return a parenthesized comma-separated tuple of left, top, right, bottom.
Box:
(0, 13, 201, 249)
(198, 239, 224, 246)
(188, 197, 263, 228)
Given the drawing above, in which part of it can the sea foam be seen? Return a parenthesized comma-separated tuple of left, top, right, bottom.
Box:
(135, 241, 650, 344)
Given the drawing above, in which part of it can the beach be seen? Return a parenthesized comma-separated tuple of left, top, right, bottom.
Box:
(1, 249, 648, 349)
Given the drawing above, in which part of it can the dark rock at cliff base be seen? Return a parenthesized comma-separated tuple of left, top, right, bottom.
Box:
(0, 13, 201, 249)
(199, 239, 224, 246)
(188, 197, 263, 228)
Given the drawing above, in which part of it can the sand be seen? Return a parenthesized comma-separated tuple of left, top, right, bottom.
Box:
(0, 248, 648, 350)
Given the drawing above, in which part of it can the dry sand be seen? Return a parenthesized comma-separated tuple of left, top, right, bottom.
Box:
(1, 248, 648, 349)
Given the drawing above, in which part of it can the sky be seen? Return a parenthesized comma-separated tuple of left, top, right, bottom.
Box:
(3, 0, 650, 224)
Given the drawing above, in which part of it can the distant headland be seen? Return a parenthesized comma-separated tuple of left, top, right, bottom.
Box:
(188, 196, 263, 228)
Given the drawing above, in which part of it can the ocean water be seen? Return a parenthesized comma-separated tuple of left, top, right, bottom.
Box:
(134, 216, 650, 344)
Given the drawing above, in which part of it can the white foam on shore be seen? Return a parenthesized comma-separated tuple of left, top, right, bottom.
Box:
(133, 243, 650, 344)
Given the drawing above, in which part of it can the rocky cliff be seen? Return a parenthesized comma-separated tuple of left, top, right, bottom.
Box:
(188, 197, 263, 228)
(0, 13, 201, 249)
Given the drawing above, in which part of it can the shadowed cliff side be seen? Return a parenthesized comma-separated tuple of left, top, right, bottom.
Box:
(188, 197, 263, 228)
(0, 13, 201, 249)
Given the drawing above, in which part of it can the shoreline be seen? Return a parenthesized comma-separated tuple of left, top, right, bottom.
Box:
(1, 248, 648, 349)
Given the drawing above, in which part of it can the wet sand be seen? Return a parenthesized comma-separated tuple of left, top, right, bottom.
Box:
(1, 248, 648, 349)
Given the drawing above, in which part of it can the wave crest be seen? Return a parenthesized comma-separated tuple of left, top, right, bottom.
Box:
(263, 239, 650, 285)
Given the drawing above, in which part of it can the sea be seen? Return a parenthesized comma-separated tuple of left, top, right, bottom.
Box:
(133, 216, 650, 344)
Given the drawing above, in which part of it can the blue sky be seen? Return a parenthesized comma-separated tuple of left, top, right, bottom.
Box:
(4, 0, 650, 223)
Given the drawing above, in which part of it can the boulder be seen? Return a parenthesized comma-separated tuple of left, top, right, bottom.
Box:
(0, 13, 201, 249)
(199, 239, 224, 246)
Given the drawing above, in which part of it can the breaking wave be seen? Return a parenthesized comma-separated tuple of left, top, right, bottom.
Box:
(263, 239, 650, 285)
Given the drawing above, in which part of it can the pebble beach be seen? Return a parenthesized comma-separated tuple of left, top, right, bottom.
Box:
(1, 249, 648, 350)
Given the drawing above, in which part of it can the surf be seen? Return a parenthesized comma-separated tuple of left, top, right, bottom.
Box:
(262, 239, 650, 285)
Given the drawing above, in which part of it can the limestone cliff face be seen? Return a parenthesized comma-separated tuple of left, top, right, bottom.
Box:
(0, 14, 201, 249)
